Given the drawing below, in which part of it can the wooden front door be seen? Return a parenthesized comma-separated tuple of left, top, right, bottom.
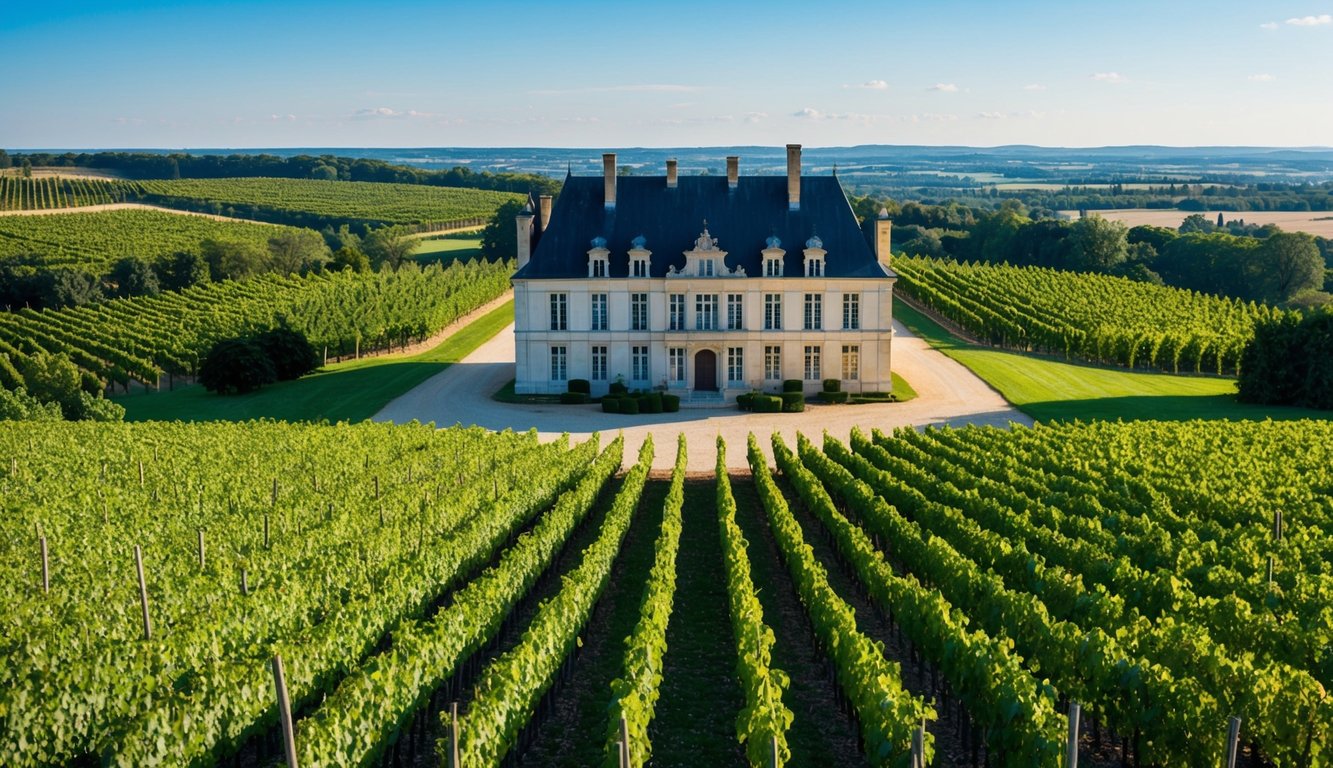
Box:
(694, 350, 718, 391)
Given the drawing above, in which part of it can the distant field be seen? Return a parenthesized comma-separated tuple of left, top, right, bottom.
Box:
(137, 177, 522, 227)
(994, 182, 1167, 191)
(0, 166, 127, 180)
(0, 176, 141, 210)
(1061, 208, 1333, 237)
(411, 233, 482, 264)
(0, 208, 302, 272)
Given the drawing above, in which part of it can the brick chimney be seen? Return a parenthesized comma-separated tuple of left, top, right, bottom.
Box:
(726, 155, 739, 190)
(666, 159, 678, 189)
(786, 144, 801, 211)
(538, 194, 552, 231)
(515, 204, 534, 270)
(603, 153, 616, 209)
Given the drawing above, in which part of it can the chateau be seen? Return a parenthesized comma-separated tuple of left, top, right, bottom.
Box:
(511, 145, 896, 401)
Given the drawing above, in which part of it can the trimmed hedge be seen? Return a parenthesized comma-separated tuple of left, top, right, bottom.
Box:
(560, 391, 590, 404)
(619, 397, 640, 415)
(736, 392, 755, 411)
(601, 396, 621, 413)
(780, 392, 805, 413)
(609, 380, 629, 395)
(752, 394, 783, 413)
(640, 392, 663, 414)
(781, 379, 803, 393)
(662, 393, 680, 413)
(822, 378, 841, 393)
(819, 390, 849, 404)
(567, 378, 591, 395)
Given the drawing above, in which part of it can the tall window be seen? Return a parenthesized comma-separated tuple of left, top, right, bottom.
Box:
(632, 345, 649, 381)
(699, 258, 715, 277)
(591, 345, 607, 381)
(632, 258, 649, 278)
(764, 345, 781, 380)
(842, 293, 860, 330)
(696, 294, 719, 330)
(550, 345, 567, 381)
(591, 293, 608, 331)
(630, 293, 648, 331)
(763, 294, 782, 330)
(727, 347, 744, 384)
(841, 345, 860, 381)
(803, 293, 823, 331)
(669, 347, 686, 383)
(764, 257, 782, 277)
(803, 345, 821, 380)
(727, 294, 743, 330)
(549, 293, 568, 331)
(591, 257, 607, 278)
(806, 258, 823, 277)
(669, 294, 686, 331)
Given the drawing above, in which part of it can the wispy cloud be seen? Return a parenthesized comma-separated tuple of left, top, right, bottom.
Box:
(1259, 21, 1279, 29)
(1090, 72, 1127, 84)
(269, 113, 297, 122)
(978, 111, 1006, 119)
(1286, 14, 1332, 25)
(744, 111, 768, 123)
(351, 107, 432, 119)
(976, 110, 1045, 120)
(929, 83, 959, 92)
(909, 112, 958, 123)
(1022, 83, 1047, 91)
(1247, 73, 1277, 82)
(843, 79, 889, 90)
(530, 84, 700, 96)
(794, 107, 824, 119)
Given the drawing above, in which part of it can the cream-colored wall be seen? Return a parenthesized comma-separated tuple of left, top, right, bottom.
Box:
(513, 275, 894, 397)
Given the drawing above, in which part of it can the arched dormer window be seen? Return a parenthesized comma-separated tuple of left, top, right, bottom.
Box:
(803, 234, 826, 277)
(587, 236, 610, 278)
(628, 234, 651, 278)
(762, 234, 785, 277)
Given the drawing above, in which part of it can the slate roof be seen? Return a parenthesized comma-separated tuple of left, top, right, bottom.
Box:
(514, 175, 890, 280)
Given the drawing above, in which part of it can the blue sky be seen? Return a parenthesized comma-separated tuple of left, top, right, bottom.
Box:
(2, 0, 1331, 148)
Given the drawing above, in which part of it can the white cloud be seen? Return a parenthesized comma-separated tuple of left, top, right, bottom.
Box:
(1286, 14, 1332, 25)
(530, 84, 699, 95)
(909, 112, 958, 123)
(1259, 21, 1279, 29)
(1091, 72, 1127, 84)
(270, 113, 297, 122)
(930, 83, 959, 92)
(1023, 83, 1047, 91)
(744, 111, 768, 123)
(843, 79, 889, 90)
(351, 107, 432, 119)
(793, 107, 824, 119)
(977, 111, 1006, 119)
(1247, 73, 1277, 82)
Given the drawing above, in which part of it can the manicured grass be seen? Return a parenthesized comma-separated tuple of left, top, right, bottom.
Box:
(120, 300, 513, 423)
(411, 233, 482, 265)
(893, 300, 1331, 422)
(890, 371, 917, 402)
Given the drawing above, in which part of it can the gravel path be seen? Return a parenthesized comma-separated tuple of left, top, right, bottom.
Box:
(373, 322, 1031, 471)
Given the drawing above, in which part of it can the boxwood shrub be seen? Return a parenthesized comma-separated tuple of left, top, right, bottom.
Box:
(559, 391, 590, 405)
(780, 392, 805, 413)
(819, 390, 849, 404)
(619, 397, 640, 415)
(640, 392, 663, 414)
(567, 378, 591, 395)
(662, 393, 680, 412)
(782, 379, 804, 393)
(601, 396, 621, 413)
(822, 378, 841, 393)
(609, 380, 629, 395)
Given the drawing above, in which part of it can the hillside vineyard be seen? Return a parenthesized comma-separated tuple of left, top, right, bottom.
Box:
(3, 420, 1328, 766)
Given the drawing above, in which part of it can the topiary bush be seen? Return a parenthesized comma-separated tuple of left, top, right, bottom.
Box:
(819, 390, 849, 404)
(601, 396, 621, 413)
(254, 327, 319, 381)
(780, 392, 805, 412)
(567, 378, 591, 395)
(640, 392, 663, 414)
(752, 394, 783, 413)
(609, 380, 629, 395)
(822, 378, 841, 393)
(736, 392, 754, 411)
(662, 393, 680, 413)
(782, 379, 803, 393)
(200, 338, 276, 394)
(619, 396, 640, 415)
(559, 391, 590, 404)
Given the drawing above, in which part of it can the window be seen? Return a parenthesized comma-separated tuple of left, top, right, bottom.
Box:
(727, 294, 743, 330)
(803, 345, 822, 380)
(763, 293, 782, 330)
(631, 293, 648, 331)
(764, 345, 782, 380)
(696, 294, 718, 330)
(804, 293, 823, 331)
(669, 294, 686, 331)
(549, 293, 568, 331)
(806, 258, 823, 277)
(632, 345, 649, 381)
(591, 257, 607, 278)
(632, 258, 648, 278)
(841, 345, 860, 381)
(700, 258, 715, 277)
(591, 293, 608, 331)
(591, 345, 607, 380)
(669, 347, 686, 383)
(550, 345, 567, 381)
(842, 293, 860, 330)
(727, 347, 744, 384)
(764, 258, 782, 277)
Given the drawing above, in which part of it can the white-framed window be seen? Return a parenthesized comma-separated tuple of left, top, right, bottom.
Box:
(803, 345, 821, 381)
(727, 294, 743, 330)
(764, 345, 781, 380)
(631, 257, 649, 278)
(842, 293, 860, 330)
(549, 293, 568, 331)
(804, 293, 823, 331)
(696, 294, 719, 330)
(669, 293, 686, 331)
(669, 347, 686, 382)
(550, 345, 567, 381)
(632, 345, 649, 381)
(842, 345, 860, 381)
(631, 293, 648, 331)
(806, 257, 823, 277)
(727, 347, 744, 383)
(764, 257, 782, 277)
(591, 345, 607, 380)
(591, 293, 608, 331)
(699, 258, 715, 277)
(763, 293, 781, 330)
(591, 257, 607, 278)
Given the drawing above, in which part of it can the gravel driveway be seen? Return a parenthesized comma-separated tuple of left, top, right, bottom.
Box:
(373, 322, 1031, 470)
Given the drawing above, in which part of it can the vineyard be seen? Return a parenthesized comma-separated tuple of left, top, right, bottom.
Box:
(893, 256, 1276, 374)
(0, 176, 142, 211)
(2, 418, 1327, 766)
(0, 257, 513, 390)
(136, 177, 523, 229)
(0, 208, 309, 273)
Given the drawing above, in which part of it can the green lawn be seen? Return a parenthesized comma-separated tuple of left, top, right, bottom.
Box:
(890, 371, 917, 403)
(894, 301, 1330, 422)
(411, 233, 482, 265)
(120, 300, 514, 423)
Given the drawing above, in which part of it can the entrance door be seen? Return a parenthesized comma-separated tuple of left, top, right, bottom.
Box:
(694, 350, 718, 391)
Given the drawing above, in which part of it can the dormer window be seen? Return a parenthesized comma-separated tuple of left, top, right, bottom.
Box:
(807, 258, 823, 277)
(762, 234, 785, 277)
(803, 234, 826, 278)
(591, 257, 608, 277)
(632, 259, 648, 277)
(628, 234, 651, 278)
(587, 236, 610, 278)
(700, 258, 716, 277)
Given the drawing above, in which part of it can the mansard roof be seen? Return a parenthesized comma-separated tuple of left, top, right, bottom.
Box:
(514, 175, 889, 280)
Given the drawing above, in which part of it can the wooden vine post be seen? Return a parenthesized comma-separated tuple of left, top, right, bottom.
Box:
(39, 536, 49, 594)
(1066, 701, 1081, 768)
(134, 545, 151, 640)
(240, 568, 249, 596)
(197, 529, 206, 570)
(910, 721, 925, 768)
(619, 713, 631, 768)
(447, 701, 460, 768)
(769, 733, 780, 768)
(272, 654, 299, 768)
(1224, 716, 1242, 768)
